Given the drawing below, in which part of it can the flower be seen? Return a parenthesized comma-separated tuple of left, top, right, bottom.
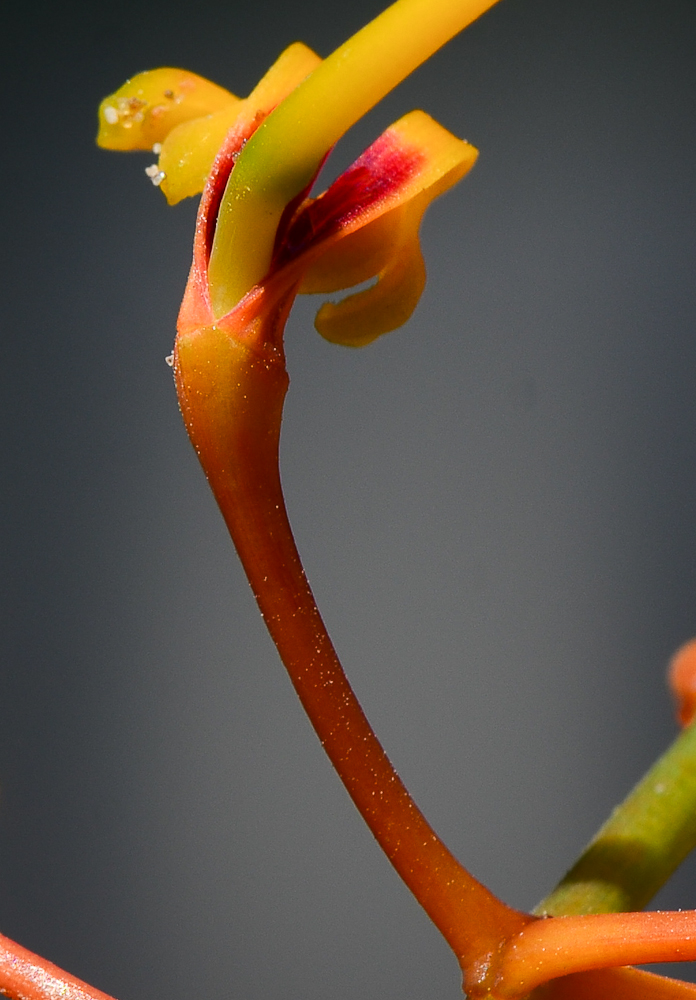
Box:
(97, 3, 696, 1000)
(98, 44, 476, 347)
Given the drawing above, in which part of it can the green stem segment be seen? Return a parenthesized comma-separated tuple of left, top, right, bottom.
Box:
(537, 721, 696, 917)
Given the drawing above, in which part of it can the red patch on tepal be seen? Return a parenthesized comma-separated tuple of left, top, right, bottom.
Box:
(274, 129, 425, 270)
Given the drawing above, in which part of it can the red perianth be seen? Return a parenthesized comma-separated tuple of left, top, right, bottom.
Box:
(179, 110, 271, 331)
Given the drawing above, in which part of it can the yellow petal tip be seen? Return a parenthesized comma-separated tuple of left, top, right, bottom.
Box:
(97, 68, 238, 152)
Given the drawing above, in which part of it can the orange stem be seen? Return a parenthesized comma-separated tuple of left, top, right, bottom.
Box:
(668, 638, 696, 728)
(173, 290, 531, 975)
(534, 967, 696, 1000)
(0, 931, 119, 1000)
(493, 911, 696, 999)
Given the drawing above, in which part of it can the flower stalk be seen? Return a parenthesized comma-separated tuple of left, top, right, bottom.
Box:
(174, 302, 531, 972)
(87, 1, 696, 999)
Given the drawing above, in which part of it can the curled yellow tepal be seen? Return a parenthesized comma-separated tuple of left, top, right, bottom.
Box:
(97, 68, 238, 152)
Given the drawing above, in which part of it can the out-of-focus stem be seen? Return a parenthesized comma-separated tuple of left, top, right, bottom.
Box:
(0, 931, 119, 1000)
(536, 721, 696, 917)
(173, 300, 530, 973)
(208, 0, 502, 314)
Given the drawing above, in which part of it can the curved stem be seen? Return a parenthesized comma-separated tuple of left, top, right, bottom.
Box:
(173, 299, 530, 973)
(535, 967, 696, 1000)
(493, 912, 696, 1000)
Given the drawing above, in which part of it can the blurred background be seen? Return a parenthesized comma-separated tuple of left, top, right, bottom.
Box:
(1, 0, 696, 997)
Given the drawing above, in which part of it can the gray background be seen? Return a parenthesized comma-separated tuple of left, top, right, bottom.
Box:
(2, 0, 696, 997)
